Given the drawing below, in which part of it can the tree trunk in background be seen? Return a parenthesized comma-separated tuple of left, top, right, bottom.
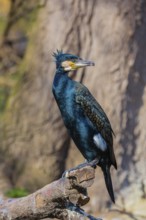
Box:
(0, 0, 146, 214)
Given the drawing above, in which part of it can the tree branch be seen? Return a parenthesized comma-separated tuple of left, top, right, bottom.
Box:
(0, 165, 102, 220)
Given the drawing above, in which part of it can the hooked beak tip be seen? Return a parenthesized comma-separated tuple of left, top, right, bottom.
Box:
(89, 61, 95, 66)
(84, 61, 95, 67)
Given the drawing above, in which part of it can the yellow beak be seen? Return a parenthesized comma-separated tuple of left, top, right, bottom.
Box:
(62, 59, 95, 71)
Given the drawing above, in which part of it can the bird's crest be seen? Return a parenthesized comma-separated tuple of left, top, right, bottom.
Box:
(52, 49, 63, 61)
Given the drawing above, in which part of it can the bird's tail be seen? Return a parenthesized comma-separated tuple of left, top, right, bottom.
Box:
(101, 164, 115, 203)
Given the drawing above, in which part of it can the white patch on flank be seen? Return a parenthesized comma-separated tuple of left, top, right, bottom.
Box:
(93, 133, 107, 151)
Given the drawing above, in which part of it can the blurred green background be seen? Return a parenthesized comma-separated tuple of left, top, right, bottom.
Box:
(0, 0, 146, 219)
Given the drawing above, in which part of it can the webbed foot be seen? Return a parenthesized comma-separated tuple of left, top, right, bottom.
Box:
(88, 158, 99, 168)
(62, 158, 99, 178)
(62, 161, 89, 178)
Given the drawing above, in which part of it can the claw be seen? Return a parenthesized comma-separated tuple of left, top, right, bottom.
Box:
(62, 170, 69, 178)
(88, 158, 99, 168)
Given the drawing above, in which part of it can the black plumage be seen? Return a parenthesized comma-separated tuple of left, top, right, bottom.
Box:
(52, 50, 117, 203)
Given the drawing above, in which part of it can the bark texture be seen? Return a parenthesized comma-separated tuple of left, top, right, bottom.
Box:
(0, 0, 146, 216)
(0, 165, 101, 220)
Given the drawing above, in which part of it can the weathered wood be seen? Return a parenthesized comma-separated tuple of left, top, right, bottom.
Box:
(0, 165, 101, 220)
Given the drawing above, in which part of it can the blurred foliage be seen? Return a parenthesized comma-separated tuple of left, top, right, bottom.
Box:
(0, 0, 10, 15)
(0, 0, 40, 118)
(0, 17, 6, 37)
(0, 86, 10, 114)
(5, 187, 29, 198)
(0, 0, 10, 39)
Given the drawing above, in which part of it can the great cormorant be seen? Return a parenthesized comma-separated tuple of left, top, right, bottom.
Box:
(52, 50, 117, 203)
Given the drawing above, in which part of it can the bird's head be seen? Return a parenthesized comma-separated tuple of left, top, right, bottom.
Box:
(53, 50, 95, 72)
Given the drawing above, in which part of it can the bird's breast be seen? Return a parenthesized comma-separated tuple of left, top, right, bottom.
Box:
(53, 78, 98, 160)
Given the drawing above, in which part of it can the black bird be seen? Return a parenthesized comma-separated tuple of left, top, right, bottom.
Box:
(52, 50, 117, 203)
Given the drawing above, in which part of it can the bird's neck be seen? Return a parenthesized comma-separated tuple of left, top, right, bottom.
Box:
(52, 69, 72, 96)
(53, 69, 67, 86)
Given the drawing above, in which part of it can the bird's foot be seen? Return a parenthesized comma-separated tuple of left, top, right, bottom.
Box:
(62, 162, 89, 178)
(62, 158, 99, 178)
(88, 158, 99, 168)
